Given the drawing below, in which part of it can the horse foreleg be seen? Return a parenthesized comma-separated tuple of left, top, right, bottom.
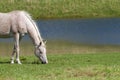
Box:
(11, 33, 21, 64)
(15, 33, 21, 64)
(11, 45, 16, 64)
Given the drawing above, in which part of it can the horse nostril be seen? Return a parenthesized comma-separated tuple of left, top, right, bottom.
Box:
(42, 61, 47, 64)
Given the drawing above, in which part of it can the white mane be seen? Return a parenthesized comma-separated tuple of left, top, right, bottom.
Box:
(23, 11, 43, 42)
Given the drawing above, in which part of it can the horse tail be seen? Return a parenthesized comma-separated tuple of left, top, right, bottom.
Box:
(23, 11, 43, 42)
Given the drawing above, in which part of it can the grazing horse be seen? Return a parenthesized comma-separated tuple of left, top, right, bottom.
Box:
(0, 10, 48, 64)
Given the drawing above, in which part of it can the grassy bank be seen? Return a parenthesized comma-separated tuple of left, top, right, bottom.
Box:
(0, 0, 120, 19)
(1, 41, 120, 56)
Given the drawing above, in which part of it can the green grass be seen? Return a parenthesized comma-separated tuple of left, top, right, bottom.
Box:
(0, 0, 120, 19)
(0, 53, 120, 80)
(0, 42, 120, 80)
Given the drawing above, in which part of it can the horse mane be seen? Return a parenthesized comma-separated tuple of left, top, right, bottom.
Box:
(23, 11, 43, 42)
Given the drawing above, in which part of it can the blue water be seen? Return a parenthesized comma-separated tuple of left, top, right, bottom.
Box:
(1, 18, 120, 45)
(38, 18, 120, 45)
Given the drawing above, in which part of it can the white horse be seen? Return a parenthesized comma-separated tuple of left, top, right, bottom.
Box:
(0, 10, 48, 64)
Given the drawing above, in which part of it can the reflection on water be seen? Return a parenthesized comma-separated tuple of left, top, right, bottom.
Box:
(38, 18, 120, 45)
(1, 18, 120, 45)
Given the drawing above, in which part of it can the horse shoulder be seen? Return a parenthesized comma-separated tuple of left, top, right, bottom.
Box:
(17, 12, 28, 34)
(10, 11, 27, 34)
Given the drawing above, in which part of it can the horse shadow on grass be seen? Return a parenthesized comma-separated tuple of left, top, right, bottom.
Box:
(0, 61, 41, 64)
(0, 58, 41, 64)
(0, 61, 10, 64)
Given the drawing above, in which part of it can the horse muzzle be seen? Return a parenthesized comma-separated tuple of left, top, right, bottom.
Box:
(42, 61, 48, 64)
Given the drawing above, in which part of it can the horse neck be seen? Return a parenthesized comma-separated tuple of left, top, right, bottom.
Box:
(28, 26, 43, 46)
(23, 11, 43, 46)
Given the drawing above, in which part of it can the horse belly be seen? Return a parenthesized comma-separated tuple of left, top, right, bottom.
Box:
(0, 31, 13, 38)
(0, 28, 10, 35)
(0, 24, 11, 38)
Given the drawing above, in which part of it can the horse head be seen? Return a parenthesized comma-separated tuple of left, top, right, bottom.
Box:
(35, 41, 48, 64)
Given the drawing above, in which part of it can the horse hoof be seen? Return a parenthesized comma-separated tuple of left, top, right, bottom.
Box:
(11, 61, 14, 64)
(18, 62, 22, 64)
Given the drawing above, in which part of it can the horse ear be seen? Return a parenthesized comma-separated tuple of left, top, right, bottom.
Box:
(40, 42, 42, 45)
(43, 40, 47, 44)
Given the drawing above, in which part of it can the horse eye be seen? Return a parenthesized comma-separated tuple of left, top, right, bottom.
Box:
(39, 50, 42, 54)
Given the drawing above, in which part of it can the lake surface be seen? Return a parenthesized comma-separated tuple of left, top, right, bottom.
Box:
(1, 18, 120, 45)
(38, 18, 120, 45)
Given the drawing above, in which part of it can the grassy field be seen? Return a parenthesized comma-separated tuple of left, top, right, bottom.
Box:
(0, 42, 120, 80)
(0, 0, 120, 19)
(0, 0, 120, 80)
(0, 53, 120, 80)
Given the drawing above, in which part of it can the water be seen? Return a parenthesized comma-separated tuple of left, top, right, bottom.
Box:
(1, 18, 120, 45)
(38, 18, 120, 45)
